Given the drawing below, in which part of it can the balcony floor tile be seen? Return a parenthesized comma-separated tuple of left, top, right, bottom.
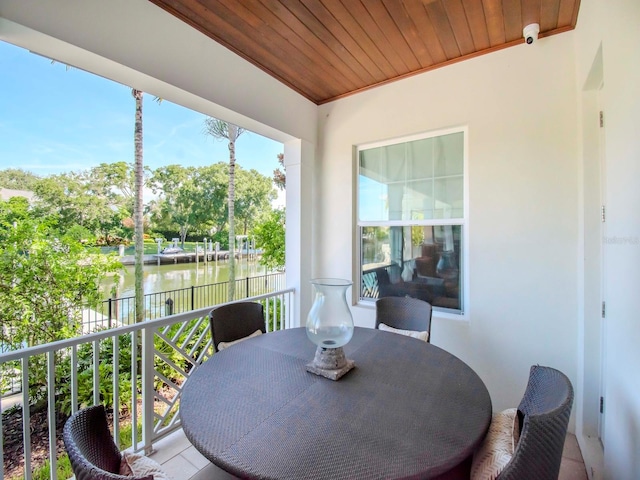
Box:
(150, 428, 193, 465)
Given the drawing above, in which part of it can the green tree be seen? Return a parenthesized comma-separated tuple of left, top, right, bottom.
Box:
(33, 174, 100, 231)
(0, 203, 121, 399)
(193, 163, 229, 235)
(273, 153, 286, 190)
(81, 162, 137, 243)
(31, 172, 122, 243)
(253, 209, 285, 271)
(149, 165, 202, 246)
(234, 168, 277, 235)
(146, 163, 275, 250)
(91, 161, 136, 201)
(0, 212, 120, 348)
(0, 168, 41, 191)
(203, 119, 245, 301)
(0, 196, 31, 230)
(88, 161, 139, 241)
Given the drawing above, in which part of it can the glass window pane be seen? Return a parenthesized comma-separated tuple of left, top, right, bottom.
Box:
(433, 132, 464, 177)
(361, 225, 463, 313)
(359, 175, 389, 222)
(358, 131, 463, 222)
(406, 178, 434, 220)
(434, 176, 464, 219)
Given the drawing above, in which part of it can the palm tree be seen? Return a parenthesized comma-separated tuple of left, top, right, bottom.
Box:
(132, 89, 144, 323)
(131, 91, 162, 322)
(203, 118, 245, 301)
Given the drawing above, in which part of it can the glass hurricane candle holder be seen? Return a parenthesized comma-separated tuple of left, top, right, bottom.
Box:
(305, 278, 355, 380)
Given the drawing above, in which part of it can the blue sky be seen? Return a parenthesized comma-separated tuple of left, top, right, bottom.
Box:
(0, 40, 284, 179)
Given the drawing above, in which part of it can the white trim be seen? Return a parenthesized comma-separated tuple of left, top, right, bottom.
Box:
(358, 219, 464, 227)
(462, 125, 469, 319)
(356, 125, 468, 151)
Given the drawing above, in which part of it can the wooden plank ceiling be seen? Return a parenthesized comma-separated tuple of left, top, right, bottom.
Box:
(149, 0, 581, 105)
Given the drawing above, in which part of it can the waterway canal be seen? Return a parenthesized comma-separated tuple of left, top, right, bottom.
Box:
(102, 258, 270, 299)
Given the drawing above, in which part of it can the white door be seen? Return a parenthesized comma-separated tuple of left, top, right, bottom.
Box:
(597, 89, 607, 446)
(581, 62, 606, 446)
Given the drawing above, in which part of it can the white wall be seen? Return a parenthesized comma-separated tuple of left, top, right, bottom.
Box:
(317, 34, 580, 414)
(574, 1, 640, 478)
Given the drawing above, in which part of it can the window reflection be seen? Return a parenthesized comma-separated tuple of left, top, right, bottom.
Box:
(361, 225, 462, 312)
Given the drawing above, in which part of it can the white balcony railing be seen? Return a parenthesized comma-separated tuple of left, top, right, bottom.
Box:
(0, 289, 295, 480)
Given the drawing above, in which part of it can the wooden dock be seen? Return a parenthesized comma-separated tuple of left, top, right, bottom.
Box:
(118, 251, 260, 265)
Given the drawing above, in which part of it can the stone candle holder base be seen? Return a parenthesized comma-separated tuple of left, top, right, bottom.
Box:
(306, 346, 355, 380)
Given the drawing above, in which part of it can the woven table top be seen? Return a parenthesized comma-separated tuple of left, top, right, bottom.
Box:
(180, 327, 491, 480)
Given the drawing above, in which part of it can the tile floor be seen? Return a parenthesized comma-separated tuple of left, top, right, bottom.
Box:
(150, 428, 588, 480)
(560, 433, 590, 480)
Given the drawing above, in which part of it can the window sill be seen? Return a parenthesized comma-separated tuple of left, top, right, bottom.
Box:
(432, 309, 469, 323)
(355, 299, 469, 322)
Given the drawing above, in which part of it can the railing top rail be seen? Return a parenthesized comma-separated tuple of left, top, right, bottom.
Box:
(0, 288, 295, 363)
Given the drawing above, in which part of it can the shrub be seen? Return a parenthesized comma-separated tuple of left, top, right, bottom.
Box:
(29, 453, 73, 480)
(56, 333, 134, 415)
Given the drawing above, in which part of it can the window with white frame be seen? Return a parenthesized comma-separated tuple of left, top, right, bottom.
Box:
(358, 128, 466, 314)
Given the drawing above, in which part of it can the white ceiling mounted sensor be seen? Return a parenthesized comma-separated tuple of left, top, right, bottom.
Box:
(523, 23, 540, 45)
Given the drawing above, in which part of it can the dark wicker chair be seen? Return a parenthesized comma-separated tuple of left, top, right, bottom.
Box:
(63, 404, 154, 480)
(497, 365, 574, 480)
(209, 301, 266, 352)
(375, 296, 432, 342)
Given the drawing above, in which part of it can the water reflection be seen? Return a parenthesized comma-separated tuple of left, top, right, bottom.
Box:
(103, 260, 268, 299)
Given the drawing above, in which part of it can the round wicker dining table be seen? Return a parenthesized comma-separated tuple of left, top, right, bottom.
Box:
(180, 327, 492, 480)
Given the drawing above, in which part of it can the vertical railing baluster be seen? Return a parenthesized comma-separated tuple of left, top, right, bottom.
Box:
(265, 298, 270, 332)
(277, 294, 281, 330)
(191, 285, 195, 311)
(93, 340, 100, 406)
(277, 296, 281, 330)
(142, 324, 155, 455)
(283, 293, 287, 330)
(21, 357, 31, 479)
(0, 394, 4, 480)
(71, 346, 78, 414)
(273, 295, 277, 330)
(277, 296, 282, 330)
(131, 331, 138, 450)
(46, 351, 56, 480)
(113, 334, 120, 447)
(108, 297, 113, 329)
(285, 293, 289, 330)
(268, 297, 273, 331)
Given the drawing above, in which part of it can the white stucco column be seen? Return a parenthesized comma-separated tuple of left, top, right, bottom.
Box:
(284, 138, 314, 328)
